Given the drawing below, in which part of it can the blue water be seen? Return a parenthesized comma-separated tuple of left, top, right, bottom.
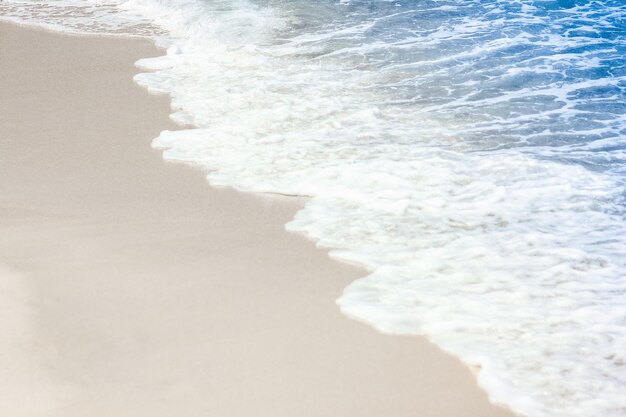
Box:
(276, 0, 626, 151)
(2, 1, 625, 416)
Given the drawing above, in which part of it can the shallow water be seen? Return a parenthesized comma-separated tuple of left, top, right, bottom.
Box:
(2, 1, 625, 416)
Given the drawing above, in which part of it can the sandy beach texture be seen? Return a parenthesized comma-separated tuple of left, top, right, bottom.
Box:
(0, 22, 517, 417)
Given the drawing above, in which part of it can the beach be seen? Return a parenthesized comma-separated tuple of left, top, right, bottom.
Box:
(0, 22, 519, 417)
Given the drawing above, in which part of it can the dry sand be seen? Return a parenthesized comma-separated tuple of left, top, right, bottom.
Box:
(0, 22, 517, 417)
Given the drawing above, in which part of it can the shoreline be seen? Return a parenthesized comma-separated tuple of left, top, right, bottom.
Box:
(0, 22, 517, 417)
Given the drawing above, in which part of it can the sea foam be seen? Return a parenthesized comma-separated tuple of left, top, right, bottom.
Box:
(3, 1, 626, 417)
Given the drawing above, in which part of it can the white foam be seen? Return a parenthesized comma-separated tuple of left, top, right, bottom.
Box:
(0, 0, 161, 36)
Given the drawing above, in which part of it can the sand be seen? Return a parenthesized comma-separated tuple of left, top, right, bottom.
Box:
(0, 22, 517, 417)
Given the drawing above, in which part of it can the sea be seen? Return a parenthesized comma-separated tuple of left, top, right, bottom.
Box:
(1, 1, 625, 416)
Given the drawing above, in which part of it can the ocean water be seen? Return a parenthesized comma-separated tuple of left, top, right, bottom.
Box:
(2, 1, 625, 416)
